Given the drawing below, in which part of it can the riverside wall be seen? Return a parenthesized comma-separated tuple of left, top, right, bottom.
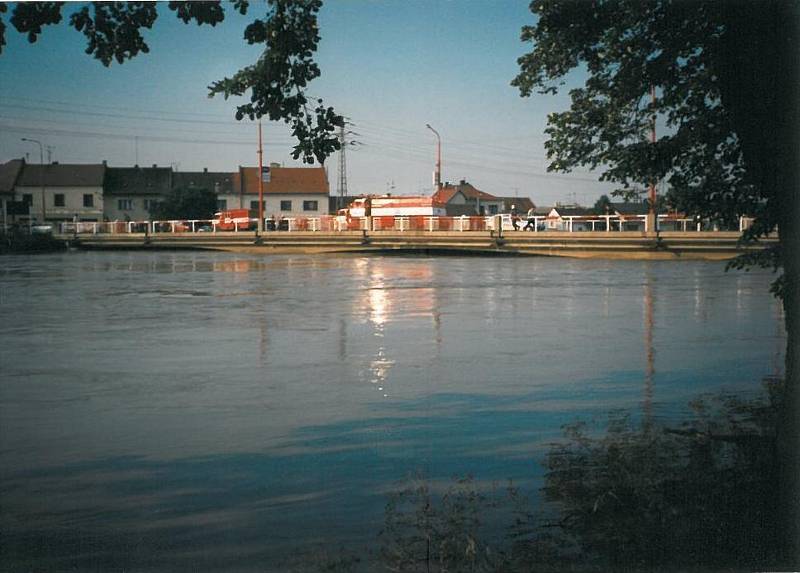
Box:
(56, 230, 776, 260)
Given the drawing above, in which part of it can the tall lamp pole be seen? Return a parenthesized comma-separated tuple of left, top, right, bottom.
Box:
(426, 124, 442, 191)
(257, 122, 264, 233)
(647, 85, 657, 234)
(21, 138, 45, 222)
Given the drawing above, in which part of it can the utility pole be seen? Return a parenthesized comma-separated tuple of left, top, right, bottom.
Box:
(21, 138, 45, 222)
(336, 121, 360, 210)
(257, 122, 265, 233)
(337, 123, 348, 211)
(426, 124, 442, 191)
(647, 85, 658, 234)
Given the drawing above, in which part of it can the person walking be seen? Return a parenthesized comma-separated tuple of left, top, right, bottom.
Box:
(523, 207, 536, 230)
(511, 204, 520, 230)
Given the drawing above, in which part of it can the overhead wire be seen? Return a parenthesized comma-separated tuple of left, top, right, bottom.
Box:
(2, 97, 609, 187)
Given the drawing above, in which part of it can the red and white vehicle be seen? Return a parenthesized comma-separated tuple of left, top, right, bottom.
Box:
(338, 195, 446, 220)
(212, 209, 257, 231)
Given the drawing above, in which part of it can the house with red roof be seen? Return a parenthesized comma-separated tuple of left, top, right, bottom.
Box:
(226, 164, 330, 218)
(432, 179, 505, 216)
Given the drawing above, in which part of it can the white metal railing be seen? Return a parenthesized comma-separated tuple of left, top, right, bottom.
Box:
(55, 215, 755, 236)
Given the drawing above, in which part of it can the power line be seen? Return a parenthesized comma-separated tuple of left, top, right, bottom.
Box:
(0, 102, 254, 127)
(0, 115, 294, 144)
(0, 123, 257, 147)
(0, 93, 238, 119)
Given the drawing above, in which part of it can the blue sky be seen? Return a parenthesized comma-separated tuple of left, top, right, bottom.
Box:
(0, 1, 617, 206)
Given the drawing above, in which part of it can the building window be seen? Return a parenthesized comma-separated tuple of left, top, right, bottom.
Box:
(488, 205, 498, 215)
(22, 194, 32, 205)
(303, 200, 318, 211)
(250, 200, 260, 210)
(118, 199, 133, 211)
(144, 199, 159, 212)
(54, 194, 65, 207)
(216, 199, 227, 211)
(280, 200, 292, 211)
(83, 194, 94, 207)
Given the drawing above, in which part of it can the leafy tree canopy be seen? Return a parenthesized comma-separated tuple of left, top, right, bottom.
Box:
(514, 3, 799, 562)
(0, 0, 343, 165)
(593, 194, 612, 215)
(150, 186, 217, 220)
(512, 0, 797, 278)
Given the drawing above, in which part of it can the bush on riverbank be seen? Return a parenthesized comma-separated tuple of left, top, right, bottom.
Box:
(369, 378, 783, 572)
(0, 228, 66, 254)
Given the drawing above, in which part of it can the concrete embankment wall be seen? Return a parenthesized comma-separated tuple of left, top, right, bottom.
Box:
(58, 230, 775, 260)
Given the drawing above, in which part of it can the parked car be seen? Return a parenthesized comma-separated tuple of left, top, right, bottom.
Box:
(31, 224, 53, 235)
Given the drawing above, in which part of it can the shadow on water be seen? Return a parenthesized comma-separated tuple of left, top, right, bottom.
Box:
(368, 377, 783, 573)
(2, 380, 782, 572)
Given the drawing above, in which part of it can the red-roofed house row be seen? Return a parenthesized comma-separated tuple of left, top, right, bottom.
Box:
(0, 159, 330, 224)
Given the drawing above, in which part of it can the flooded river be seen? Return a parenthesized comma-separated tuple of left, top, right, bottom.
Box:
(0, 251, 785, 571)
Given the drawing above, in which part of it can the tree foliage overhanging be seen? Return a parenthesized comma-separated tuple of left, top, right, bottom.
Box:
(0, 0, 343, 165)
(514, 3, 800, 563)
(512, 0, 798, 294)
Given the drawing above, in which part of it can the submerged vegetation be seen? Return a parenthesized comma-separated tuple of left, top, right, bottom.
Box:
(360, 378, 783, 572)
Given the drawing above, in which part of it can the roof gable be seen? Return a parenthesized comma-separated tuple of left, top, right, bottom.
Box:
(499, 197, 536, 212)
(432, 187, 462, 204)
(105, 166, 173, 195)
(0, 159, 25, 194)
(17, 163, 106, 187)
(437, 181, 500, 202)
(551, 206, 594, 217)
(172, 171, 235, 194)
(234, 166, 329, 195)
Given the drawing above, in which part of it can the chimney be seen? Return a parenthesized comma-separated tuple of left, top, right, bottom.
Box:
(203, 167, 208, 173)
(152, 164, 157, 169)
(459, 179, 466, 185)
(102, 160, 107, 166)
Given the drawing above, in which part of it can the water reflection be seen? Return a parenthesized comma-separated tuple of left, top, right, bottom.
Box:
(643, 271, 655, 430)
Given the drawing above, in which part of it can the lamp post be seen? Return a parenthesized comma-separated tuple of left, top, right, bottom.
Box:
(21, 138, 45, 223)
(425, 124, 441, 191)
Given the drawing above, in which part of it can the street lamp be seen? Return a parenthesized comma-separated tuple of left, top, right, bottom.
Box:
(426, 124, 441, 191)
(21, 138, 45, 223)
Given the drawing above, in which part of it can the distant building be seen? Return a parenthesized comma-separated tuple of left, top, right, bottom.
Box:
(499, 197, 535, 214)
(230, 164, 329, 218)
(546, 205, 594, 230)
(0, 158, 26, 226)
(432, 180, 505, 215)
(104, 165, 173, 221)
(14, 161, 105, 223)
